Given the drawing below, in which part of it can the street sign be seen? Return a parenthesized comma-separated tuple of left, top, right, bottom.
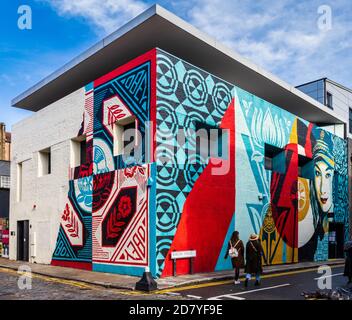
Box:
(171, 250, 196, 259)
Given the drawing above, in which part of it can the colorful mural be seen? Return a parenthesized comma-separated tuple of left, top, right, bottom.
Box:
(155, 52, 235, 277)
(51, 49, 157, 276)
(51, 85, 94, 270)
(155, 50, 349, 277)
(51, 48, 349, 278)
(233, 87, 348, 267)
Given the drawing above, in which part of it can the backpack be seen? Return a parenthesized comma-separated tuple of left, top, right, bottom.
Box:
(228, 240, 240, 258)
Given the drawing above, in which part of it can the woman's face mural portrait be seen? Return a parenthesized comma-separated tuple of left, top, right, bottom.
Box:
(314, 161, 334, 213)
(313, 130, 334, 214)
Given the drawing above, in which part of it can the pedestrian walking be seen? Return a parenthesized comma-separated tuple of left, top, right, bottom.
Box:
(224, 231, 244, 284)
(343, 241, 352, 284)
(244, 233, 266, 287)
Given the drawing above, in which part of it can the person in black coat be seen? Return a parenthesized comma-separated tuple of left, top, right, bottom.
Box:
(343, 243, 352, 284)
(244, 233, 266, 287)
(224, 231, 244, 284)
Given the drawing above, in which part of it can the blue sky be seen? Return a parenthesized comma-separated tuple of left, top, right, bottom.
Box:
(1, 0, 351, 130)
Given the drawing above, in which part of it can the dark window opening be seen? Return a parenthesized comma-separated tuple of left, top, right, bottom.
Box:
(328, 222, 345, 259)
(326, 92, 333, 109)
(264, 157, 273, 171)
(80, 139, 87, 165)
(298, 154, 312, 179)
(122, 121, 136, 155)
(38, 148, 51, 176)
(349, 108, 352, 135)
(71, 136, 87, 168)
(195, 122, 225, 159)
(48, 151, 51, 174)
(113, 118, 136, 157)
(264, 144, 284, 171)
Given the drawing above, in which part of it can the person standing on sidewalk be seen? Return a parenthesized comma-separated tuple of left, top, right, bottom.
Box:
(225, 231, 244, 285)
(244, 233, 266, 287)
(343, 241, 352, 284)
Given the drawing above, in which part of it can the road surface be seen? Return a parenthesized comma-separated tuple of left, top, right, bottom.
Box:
(0, 264, 348, 300)
(159, 265, 349, 300)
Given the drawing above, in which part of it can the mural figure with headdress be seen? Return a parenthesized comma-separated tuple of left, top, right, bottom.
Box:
(300, 128, 334, 260)
(312, 130, 334, 220)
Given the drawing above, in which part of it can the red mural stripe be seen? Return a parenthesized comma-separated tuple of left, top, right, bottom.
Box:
(305, 123, 313, 159)
(51, 260, 92, 271)
(150, 49, 157, 163)
(271, 144, 299, 250)
(161, 99, 236, 277)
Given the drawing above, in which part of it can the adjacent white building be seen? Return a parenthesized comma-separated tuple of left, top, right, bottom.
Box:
(10, 88, 85, 263)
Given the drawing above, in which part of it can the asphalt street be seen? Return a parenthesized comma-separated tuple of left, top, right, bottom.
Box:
(0, 264, 349, 300)
(160, 265, 350, 300)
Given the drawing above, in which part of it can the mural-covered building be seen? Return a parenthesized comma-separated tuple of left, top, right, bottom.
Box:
(10, 5, 349, 278)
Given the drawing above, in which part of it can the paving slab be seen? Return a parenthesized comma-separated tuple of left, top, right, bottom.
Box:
(0, 258, 138, 290)
(0, 258, 344, 291)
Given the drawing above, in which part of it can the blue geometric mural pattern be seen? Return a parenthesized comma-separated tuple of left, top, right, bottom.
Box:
(155, 50, 233, 276)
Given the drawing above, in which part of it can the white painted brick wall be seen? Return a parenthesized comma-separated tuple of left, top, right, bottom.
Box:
(9, 87, 85, 264)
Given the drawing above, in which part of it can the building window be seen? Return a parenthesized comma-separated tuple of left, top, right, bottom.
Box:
(264, 144, 284, 171)
(17, 162, 22, 202)
(298, 154, 313, 179)
(296, 79, 325, 105)
(80, 139, 87, 165)
(349, 108, 352, 135)
(113, 117, 136, 156)
(264, 156, 273, 171)
(71, 136, 87, 167)
(195, 122, 227, 159)
(326, 92, 333, 109)
(38, 148, 51, 176)
(0, 175, 10, 189)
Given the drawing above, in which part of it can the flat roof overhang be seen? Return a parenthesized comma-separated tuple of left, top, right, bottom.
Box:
(12, 4, 345, 125)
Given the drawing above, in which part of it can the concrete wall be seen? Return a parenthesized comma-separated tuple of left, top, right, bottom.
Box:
(9, 88, 85, 264)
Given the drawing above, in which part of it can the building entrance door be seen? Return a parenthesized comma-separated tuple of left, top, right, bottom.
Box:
(328, 222, 344, 259)
(17, 220, 29, 261)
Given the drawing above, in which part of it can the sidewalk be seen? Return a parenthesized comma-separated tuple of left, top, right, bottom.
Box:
(0, 257, 344, 291)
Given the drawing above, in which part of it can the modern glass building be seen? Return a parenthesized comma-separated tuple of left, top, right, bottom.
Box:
(297, 78, 352, 138)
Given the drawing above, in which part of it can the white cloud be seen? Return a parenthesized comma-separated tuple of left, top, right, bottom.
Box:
(184, 0, 352, 87)
(37, 0, 352, 87)
(39, 0, 148, 34)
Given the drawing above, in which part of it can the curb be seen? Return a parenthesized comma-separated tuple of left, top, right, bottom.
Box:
(0, 259, 344, 293)
(0, 263, 135, 291)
